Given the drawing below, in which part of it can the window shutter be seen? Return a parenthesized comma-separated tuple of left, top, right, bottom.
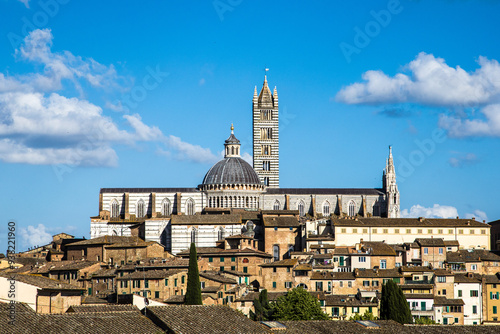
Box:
(491, 292, 493, 299)
(497, 292, 499, 299)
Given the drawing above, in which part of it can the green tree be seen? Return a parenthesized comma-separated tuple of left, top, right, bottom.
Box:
(251, 289, 274, 321)
(349, 310, 377, 321)
(185, 242, 202, 305)
(380, 280, 412, 324)
(415, 317, 436, 324)
(273, 287, 329, 320)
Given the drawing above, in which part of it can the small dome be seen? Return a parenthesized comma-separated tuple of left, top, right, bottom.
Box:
(202, 157, 261, 185)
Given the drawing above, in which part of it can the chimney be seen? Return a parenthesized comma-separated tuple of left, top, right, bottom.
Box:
(471, 217, 475, 221)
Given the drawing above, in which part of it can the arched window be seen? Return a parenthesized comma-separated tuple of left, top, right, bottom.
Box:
(111, 199, 119, 218)
(218, 228, 225, 241)
(322, 201, 330, 216)
(231, 147, 234, 155)
(162, 198, 171, 216)
(273, 200, 280, 210)
(191, 228, 197, 245)
(186, 198, 195, 215)
(298, 200, 305, 217)
(137, 199, 145, 218)
(273, 245, 280, 261)
(348, 200, 356, 217)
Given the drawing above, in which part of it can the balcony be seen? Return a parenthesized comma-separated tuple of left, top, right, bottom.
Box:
(410, 308, 434, 317)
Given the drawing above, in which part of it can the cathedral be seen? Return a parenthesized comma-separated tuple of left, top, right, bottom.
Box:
(90, 76, 400, 254)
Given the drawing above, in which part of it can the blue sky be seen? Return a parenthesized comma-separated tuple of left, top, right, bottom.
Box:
(1, 0, 499, 251)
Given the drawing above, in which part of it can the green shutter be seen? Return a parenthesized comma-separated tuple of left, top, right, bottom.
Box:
(491, 292, 494, 299)
(165, 279, 168, 286)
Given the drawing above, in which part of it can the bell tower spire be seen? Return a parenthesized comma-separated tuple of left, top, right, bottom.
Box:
(253, 71, 279, 187)
(384, 146, 400, 218)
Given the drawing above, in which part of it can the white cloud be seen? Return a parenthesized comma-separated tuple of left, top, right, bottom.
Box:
(336, 52, 500, 106)
(158, 135, 219, 164)
(0, 29, 215, 166)
(241, 151, 253, 165)
(16, 29, 130, 93)
(448, 152, 478, 167)
(465, 210, 488, 223)
(124, 114, 163, 141)
(19, 224, 52, 249)
(401, 204, 459, 219)
(336, 52, 500, 137)
(439, 104, 500, 137)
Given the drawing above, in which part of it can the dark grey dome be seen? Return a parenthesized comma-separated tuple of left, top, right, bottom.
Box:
(202, 157, 261, 185)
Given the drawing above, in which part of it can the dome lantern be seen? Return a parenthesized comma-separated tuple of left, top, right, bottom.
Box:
(224, 123, 241, 158)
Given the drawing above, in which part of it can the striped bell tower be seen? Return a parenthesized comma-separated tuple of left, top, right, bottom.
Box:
(253, 75, 279, 188)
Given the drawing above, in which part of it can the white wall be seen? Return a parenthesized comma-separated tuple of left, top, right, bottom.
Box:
(0, 277, 39, 311)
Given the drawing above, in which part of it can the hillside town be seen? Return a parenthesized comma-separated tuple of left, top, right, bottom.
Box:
(2, 73, 500, 332)
(2, 212, 500, 332)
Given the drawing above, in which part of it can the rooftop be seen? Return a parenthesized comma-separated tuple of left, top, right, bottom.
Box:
(146, 305, 269, 334)
(332, 217, 490, 228)
(0, 273, 84, 291)
(262, 216, 301, 227)
(415, 238, 447, 247)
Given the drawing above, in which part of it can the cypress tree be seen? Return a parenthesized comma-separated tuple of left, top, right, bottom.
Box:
(380, 283, 388, 320)
(185, 242, 202, 305)
(381, 280, 412, 324)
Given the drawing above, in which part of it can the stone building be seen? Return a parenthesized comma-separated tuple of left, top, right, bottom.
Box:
(0, 273, 84, 313)
(90, 75, 401, 255)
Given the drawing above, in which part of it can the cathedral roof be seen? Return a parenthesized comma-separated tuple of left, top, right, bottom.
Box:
(202, 157, 261, 186)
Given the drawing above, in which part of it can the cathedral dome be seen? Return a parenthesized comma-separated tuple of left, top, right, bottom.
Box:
(202, 157, 261, 185)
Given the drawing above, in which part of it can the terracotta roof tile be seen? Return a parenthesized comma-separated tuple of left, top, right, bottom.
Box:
(146, 305, 270, 333)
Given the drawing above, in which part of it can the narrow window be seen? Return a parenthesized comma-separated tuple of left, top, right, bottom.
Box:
(322, 201, 330, 216)
(111, 199, 120, 218)
(186, 198, 195, 215)
(162, 198, 171, 216)
(137, 199, 145, 218)
(273, 245, 280, 261)
(298, 200, 305, 216)
(191, 228, 197, 245)
(348, 200, 356, 217)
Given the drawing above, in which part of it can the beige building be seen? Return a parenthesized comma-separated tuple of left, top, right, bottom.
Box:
(260, 259, 297, 292)
(0, 273, 84, 314)
(332, 217, 490, 249)
(65, 235, 164, 264)
(325, 293, 379, 320)
(117, 269, 187, 300)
